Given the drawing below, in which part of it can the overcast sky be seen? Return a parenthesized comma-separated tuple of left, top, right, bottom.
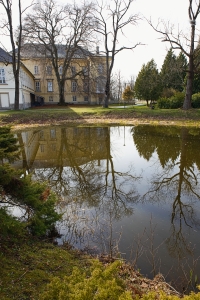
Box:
(1, 0, 197, 81)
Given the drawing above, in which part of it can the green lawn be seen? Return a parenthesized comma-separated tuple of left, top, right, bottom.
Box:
(0, 105, 200, 128)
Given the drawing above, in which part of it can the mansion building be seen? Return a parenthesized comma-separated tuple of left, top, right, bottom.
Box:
(0, 45, 107, 109)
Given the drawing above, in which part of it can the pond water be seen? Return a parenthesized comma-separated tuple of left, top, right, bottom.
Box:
(14, 125, 200, 292)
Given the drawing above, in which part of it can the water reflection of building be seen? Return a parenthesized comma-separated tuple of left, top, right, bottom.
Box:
(15, 127, 110, 170)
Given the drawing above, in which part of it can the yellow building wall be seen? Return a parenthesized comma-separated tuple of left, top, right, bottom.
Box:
(21, 55, 107, 105)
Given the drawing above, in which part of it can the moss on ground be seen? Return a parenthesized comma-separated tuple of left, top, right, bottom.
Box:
(0, 236, 91, 300)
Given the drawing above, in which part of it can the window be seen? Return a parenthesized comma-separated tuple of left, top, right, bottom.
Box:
(59, 65, 63, 75)
(84, 96, 88, 102)
(97, 64, 103, 74)
(35, 81, 40, 92)
(71, 81, 77, 92)
(46, 65, 52, 75)
(71, 66, 76, 75)
(72, 96, 77, 102)
(96, 80, 104, 93)
(40, 144, 45, 152)
(82, 66, 88, 76)
(83, 80, 89, 93)
(0, 68, 6, 84)
(39, 131, 44, 140)
(50, 129, 56, 139)
(34, 66, 39, 74)
(51, 144, 56, 151)
(47, 80, 53, 92)
(49, 96, 53, 102)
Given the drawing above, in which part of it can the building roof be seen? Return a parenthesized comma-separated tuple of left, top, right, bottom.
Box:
(20, 43, 96, 59)
(0, 47, 13, 64)
(0, 46, 34, 78)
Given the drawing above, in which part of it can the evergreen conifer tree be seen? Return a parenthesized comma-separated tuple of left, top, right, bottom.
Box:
(134, 59, 161, 106)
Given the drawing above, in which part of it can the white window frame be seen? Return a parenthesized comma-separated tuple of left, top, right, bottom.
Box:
(35, 81, 40, 92)
(97, 64, 103, 74)
(96, 81, 104, 93)
(46, 65, 52, 75)
(82, 66, 88, 76)
(0, 68, 6, 84)
(39, 131, 44, 140)
(71, 66, 76, 75)
(34, 65, 39, 75)
(84, 96, 88, 102)
(49, 96, 53, 102)
(47, 80, 53, 92)
(50, 129, 56, 139)
(72, 95, 77, 102)
(83, 80, 89, 93)
(71, 81, 77, 92)
(59, 65, 63, 75)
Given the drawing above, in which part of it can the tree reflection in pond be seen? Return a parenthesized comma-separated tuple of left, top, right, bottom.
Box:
(14, 125, 200, 292)
(132, 125, 200, 291)
(15, 126, 139, 249)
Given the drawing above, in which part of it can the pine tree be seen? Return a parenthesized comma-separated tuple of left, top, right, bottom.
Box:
(160, 49, 177, 89)
(175, 52, 187, 91)
(134, 59, 161, 106)
(160, 49, 187, 92)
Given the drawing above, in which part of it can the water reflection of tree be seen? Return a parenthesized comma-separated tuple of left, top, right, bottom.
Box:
(19, 126, 139, 221)
(132, 125, 200, 258)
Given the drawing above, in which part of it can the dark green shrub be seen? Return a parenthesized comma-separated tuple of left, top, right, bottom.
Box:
(0, 207, 25, 238)
(157, 97, 171, 109)
(0, 165, 61, 237)
(192, 93, 200, 108)
(157, 92, 184, 109)
(0, 126, 20, 163)
(170, 92, 185, 108)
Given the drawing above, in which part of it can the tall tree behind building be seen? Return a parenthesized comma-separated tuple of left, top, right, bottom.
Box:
(23, 0, 95, 105)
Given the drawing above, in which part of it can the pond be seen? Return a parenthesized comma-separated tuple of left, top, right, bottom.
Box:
(14, 125, 200, 292)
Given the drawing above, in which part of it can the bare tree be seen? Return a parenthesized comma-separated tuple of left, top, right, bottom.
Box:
(94, 0, 141, 108)
(0, 0, 33, 110)
(23, 0, 95, 105)
(110, 70, 124, 103)
(148, 0, 200, 110)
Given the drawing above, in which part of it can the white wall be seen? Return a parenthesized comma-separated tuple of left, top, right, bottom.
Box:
(0, 63, 35, 109)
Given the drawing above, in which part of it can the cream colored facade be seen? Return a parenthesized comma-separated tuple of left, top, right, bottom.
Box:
(20, 46, 107, 106)
(13, 127, 110, 170)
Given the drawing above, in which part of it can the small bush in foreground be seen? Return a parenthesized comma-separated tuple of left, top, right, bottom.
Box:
(39, 260, 132, 300)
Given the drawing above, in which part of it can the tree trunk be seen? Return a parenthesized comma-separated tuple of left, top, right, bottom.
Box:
(183, 21, 195, 110)
(104, 79, 110, 108)
(14, 76, 20, 110)
(183, 67, 193, 109)
(58, 80, 65, 105)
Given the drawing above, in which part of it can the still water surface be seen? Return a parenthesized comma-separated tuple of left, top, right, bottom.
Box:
(15, 125, 200, 291)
